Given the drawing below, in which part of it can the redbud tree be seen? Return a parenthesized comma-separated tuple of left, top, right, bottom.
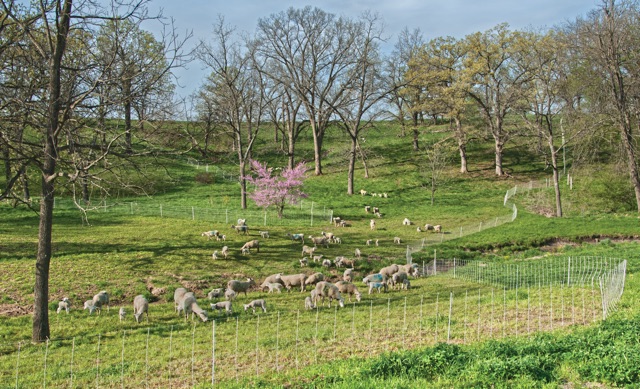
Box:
(245, 160, 308, 218)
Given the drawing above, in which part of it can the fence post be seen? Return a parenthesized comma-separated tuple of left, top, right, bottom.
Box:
(212, 320, 216, 387)
(160, 205, 163, 217)
(447, 292, 453, 342)
(192, 207, 195, 221)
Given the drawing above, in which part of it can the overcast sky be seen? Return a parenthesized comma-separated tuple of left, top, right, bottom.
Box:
(144, 0, 599, 100)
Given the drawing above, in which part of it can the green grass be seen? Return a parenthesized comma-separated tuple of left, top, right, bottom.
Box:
(1, 121, 639, 387)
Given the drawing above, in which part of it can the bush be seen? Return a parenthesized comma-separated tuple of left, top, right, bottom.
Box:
(195, 172, 215, 185)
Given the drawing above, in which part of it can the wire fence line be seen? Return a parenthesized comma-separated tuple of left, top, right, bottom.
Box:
(1, 277, 610, 388)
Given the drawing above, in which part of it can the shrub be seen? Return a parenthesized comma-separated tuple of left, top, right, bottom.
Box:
(195, 172, 215, 185)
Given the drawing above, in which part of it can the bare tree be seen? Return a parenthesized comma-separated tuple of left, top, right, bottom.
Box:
(421, 141, 452, 205)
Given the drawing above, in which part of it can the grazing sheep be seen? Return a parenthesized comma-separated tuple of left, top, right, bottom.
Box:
(92, 291, 110, 311)
(364, 205, 371, 213)
(57, 297, 70, 314)
(375, 239, 379, 247)
(313, 254, 324, 263)
(201, 230, 220, 240)
(287, 233, 305, 244)
(343, 268, 354, 282)
(334, 256, 346, 268)
(240, 239, 260, 253)
(417, 227, 422, 232)
(83, 300, 98, 315)
(366, 239, 373, 246)
(333, 236, 342, 244)
(305, 272, 325, 286)
(308, 235, 329, 248)
(393, 237, 401, 244)
(380, 264, 400, 279)
(332, 217, 342, 227)
(227, 278, 256, 297)
(321, 231, 335, 241)
(363, 273, 386, 285)
(231, 224, 249, 234)
(360, 189, 367, 196)
(260, 274, 284, 291)
(335, 281, 362, 302)
(373, 207, 379, 214)
(133, 295, 149, 323)
(302, 245, 316, 256)
(424, 224, 434, 231)
(224, 288, 237, 301)
(390, 272, 409, 290)
(179, 292, 208, 322)
(220, 234, 226, 241)
(243, 299, 267, 314)
(402, 218, 411, 226)
(237, 218, 247, 226)
(354, 248, 362, 259)
(400, 263, 420, 277)
(368, 281, 388, 294)
(383, 193, 388, 198)
(119, 307, 126, 321)
(212, 251, 220, 260)
(314, 282, 345, 308)
(369, 219, 376, 231)
(259, 231, 270, 239)
(300, 257, 309, 267)
(174, 288, 188, 313)
(304, 296, 316, 310)
(210, 301, 233, 315)
(338, 220, 348, 227)
(322, 258, 332, 268)
(221, 246, 230, 259)
(280, 273, 307, 292)
(266, 283, 283, 293)
(374, 211, 382, 218)
(207, 288, 224, 300)
(434, 225, 442, 233)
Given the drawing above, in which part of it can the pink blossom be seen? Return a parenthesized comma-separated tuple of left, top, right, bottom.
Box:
(245, 160, 308, 218)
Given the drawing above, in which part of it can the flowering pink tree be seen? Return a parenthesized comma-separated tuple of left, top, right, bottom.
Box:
(245, 160, 308, 218)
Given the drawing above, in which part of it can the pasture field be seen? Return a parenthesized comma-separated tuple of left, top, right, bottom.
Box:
(1, 122, 639, 387)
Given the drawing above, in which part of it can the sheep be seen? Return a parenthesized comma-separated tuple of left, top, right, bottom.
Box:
(201, 230, 220, 240)
(383, 193, 388, 198)
(402, 218, 412, 226)
(237, 218, 247, 226)
(333, 236, 342, 244)
(354, 248, 362, 259)
(304, 296, 316, 310)
(279, 273, 307, 292)
(243, 299, 267, 314)
(83, 300, 98, 315)
(210, 301, 233, 315)
(363, 273, 386, 285)
(266, 283, 283, 293)
(434, 225, 442, 233)
(366, 239, 373, 246)
(308, 235, 329, 248)
(364, 205, 371, 213)
(332, 217, 342, 227)
(220, 234, 226, 241)
(226, 278, 256, 297)
(313, 254, 324, 263)
(305, 272, 325, 286)
(343, 268, 354, 282)
(322, 258, 332, 268)
(179, 292, 208, 322)
(260, 274, 283, 291)
(259, 231, 270, 239)
(399, 263, 420, 277)
(374, 211, 382, 218)
(335, 281, 362, 302)
(368, 281, 387, 294)
(321, 231, 335, 241)
(207, 288, 224, 300)
(375, 239, 379, 247)
(300, 257, 309, 267)
(424, 224, 434, 231)
(417, 227, 422, 232)
(394, 237, 402, 244)
(224, 289, 237, 301)
(302, 245, 316, 256)
(231, 224, 249, 234)
(174, 288, 188, 314)
(240, 239, 260, 253)
(334, 256, 347, 268)
(338, 220, 348, 227)
(57, 297, 70, 314)
(360, 189, 367, 196)
(133, 295, 149, 323)
(379, 265, 401, 280)
(221, 246, 230, 259)
(92, 291, 110, 311)
(390, 271, 409, 290)
(314, 282, 345, 308)
(287, 233, 305, 244)
(373, 207, 379, 214)
(119, 307, 126, 321)
(369, 219, 376, 231)
(212, 251, 220, 260)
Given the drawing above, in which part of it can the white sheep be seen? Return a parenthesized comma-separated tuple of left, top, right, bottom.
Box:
(364, 205, 371, 213)
(260, 274, 284, 291)
(302, 245, 316, 256)
(375, 211, 382, 218)
(266, 283, 283, 293)
(390, 271, 409, 290)
(279, 273, 307, 292)
(240, 239, 260, 253)
(360, 189, 367, 196)
(322, 258, 332, 268)
(56, 297, 70, 314)
(369, 219, 376, 230)
(363, 273, 386, 285)
(375, 239, 379, 247)
(399, 263, 420, 277)
(224, 288, 237, 301)
(212, 251, 220, 260)
(417, 226, 422, 232)
(201, 230, 220, 240)
(287, 233, 305, 244)
(379, 264, 400, 279)
(373, 207, 379, 214)
(220, 234, 226, 241)
(308, 235, 329, 248)
(220, 246, 230, 259)
(83, 300, 98, 315)
(313, 254, 324, 263)
(227, 278, 256, 297)
(321, 231, 335, 241)
(383, 193, 388, 198)
(335, 281, 362, 302)
(243, 299, 267, 314)
(314, 281, 345, 308)
(207, 288, 224, 300)
(343, 268, 354, 282)
(300, 257, 309, 267)
(231, 224, 249, 234)
(305, 272, 325, 286)
(434, 224, 442, 233)
(354, 248, 362, 259)
(366, 239, 373, 246)
(118, 307, 126, 321)
(394, 237, 401, 244)
(179, 292, 208, 322)
(368, 281, 387, 294)
(333, 236, 342, 244)
(237, 218, 247, 226)
(259, 231, 270, 239)
(332, 217, 342, 227)
(304, 296, 316, 310)
(210, 301, 233, 315)
(133, 295, 149, 323)
(92, 291, 110, 311)
(424, 224, 434, 231)
(174, 288, 188, 314)
(402, 218, 411, 226)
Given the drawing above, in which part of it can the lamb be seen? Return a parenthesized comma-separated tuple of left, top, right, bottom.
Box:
(266, 283, 283, 293)
(364, 205, 371, 213)
(259, 231, 270, 239)
(260, 274, 283, 291)
(305, 272, 325, 286)
(399, 263, 420, 277)
(119, 307, 126, 321)
(308, 235, 329, 248)
(231, 224, 249, 234)
(240, 239, 260, 253)
(92, 290, 110, 311)
(354, 248, 362, 259)
(401, 279, 411, 290)
(333, 236, 342, 244)
(369, 219, 376, 230)
(221, 246, 230, 259)
(287, 233, 305, 244)
(383, 193, 388, 198)
(343, 268, 354, 282)
(212, 250, 220, 260)
(366, 239, 373, 246)
(338, 220, 347, 227)
(210, 301, 233, 315)
(368, 281, 388, 294)
(279, 273, 307, 292)
(304, 296, 316, 310)
(360, 189, 367, 196)
(335, 281, 362, 302)
(226, 278, 256, 297)
(133, 295, 149, 323)
(302, 245, 316, 256)
(321, 231, 335, 241)
(379, 264, 400, 279)
(201, 230, 220, 240)
(402, 218, 412, 226)
(375, 239, 379, 247)
(83, 300, 99, 315)
(374, 211, 382, 218)
(313, 281, 345, 308)
(434, 224, 442, 233)
(332, 217, 342, 227)
(224, 289, 237, 301)
(417, 227, 422, 232)
(243, 299, 267, 314)
(373, 207, 379, 214)
(179, 292, 208, 322)
(390, 271, 409, 290)
(393, 237, 401, 244)
(57, 297, 70, 314)
(299, 257, 309, 267)
(322, 258, 332, 268)
(207, 288, 224, 300)
(219, 234, 226, 241)
(363, 273, 386, 285)
(424, 224, 434, 231)
(334, 256, 347, 268)
(237, 218, 247, 226)
(313, 254, 324, 263)
(174, 288, 188, 313)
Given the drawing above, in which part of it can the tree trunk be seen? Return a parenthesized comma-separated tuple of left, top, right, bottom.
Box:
(454, 117, 468, 173)
(430, 175, 436, 205)
(347, 137, 357, 195)
(124, 74, 133, 154)
(494, 139, 504, 176)
(357, 140, 369, 179)
(412, 126, 419, 151)
(287, 130, 295, 170)
(2, 144, 10, 183)
(549, 145, 562, 217)
(619, 117, 640, 212)
(21, 167, 30, 202)
(239, 159, 247, 209)
(312, 127, 323, 175)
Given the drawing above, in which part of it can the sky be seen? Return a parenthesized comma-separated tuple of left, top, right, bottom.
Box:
(143, 0, 599, 101)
